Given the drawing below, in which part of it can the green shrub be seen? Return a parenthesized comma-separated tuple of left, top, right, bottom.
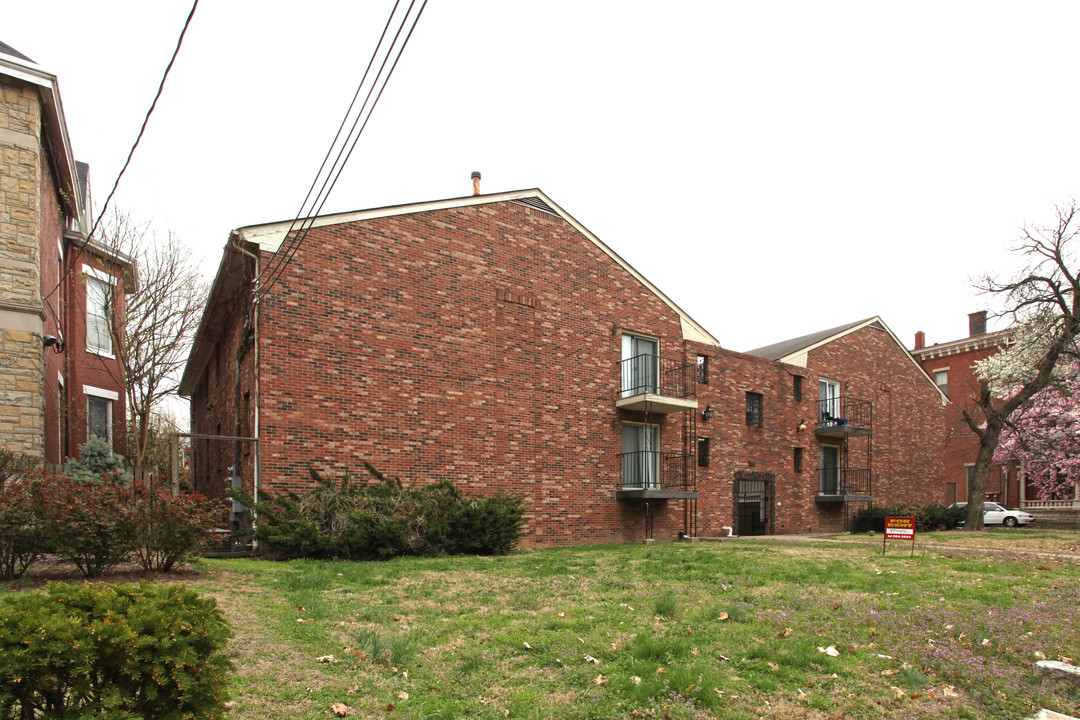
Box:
(245, 464, 526, 560)
(132, 487, 219, 572)
(853, 503, 966, 533)
(0, 582, 231, 719)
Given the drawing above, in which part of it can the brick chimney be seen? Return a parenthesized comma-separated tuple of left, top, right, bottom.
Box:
(914, 331, 925, 350)
(968, 311, 987, 337)
(471, 171, 481, 196)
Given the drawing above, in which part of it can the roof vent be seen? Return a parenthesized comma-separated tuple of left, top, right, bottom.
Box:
(471, 171, 481, 196)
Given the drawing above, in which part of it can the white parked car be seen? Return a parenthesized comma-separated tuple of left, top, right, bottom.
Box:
(954, 502, 1036, 527)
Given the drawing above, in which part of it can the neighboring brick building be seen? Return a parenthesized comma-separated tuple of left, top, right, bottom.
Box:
(0, 41, 129, 464)
(912, 311, 1017, 506)
(181, 184, 949, 544)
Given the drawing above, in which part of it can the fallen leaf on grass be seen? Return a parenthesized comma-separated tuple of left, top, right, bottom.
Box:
(396, 691, 409, 700)
(890, 687, 904, 699)
(767, 662, 779, 671)
(316, 655, 338, 664)
(911, 693, 921, 699)
(523, 642, 532, 650)
(558, 612, 566, 618)
(941, 686, 959, 698)
(584, 655, 600, 665)
(778, 627, 793, 638)
(817, 646, 840, 657)
(330, 703, 349, 717)
(385, 704, 395, 712)
(610, 643, 618, 652)
(594, 674, 608, 685)
(881, 669, 900, 677)
(656, 667, 668, 675)
(980, 639, 990, 646)
(718, 612, 729, 621)
(631, 676, 642, 685)
(691, 648, 700, 657)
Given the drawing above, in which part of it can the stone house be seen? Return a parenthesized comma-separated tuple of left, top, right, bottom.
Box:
(180, 185, 946, 544)
(0, 41, 130, 464)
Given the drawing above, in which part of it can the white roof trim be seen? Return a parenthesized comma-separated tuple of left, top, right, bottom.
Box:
(0, 55, 83, 226)
(235, 189, 721, 347)
(776, 316, 949, 406)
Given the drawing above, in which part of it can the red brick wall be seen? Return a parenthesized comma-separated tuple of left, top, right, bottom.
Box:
(194, 200, 694, 545)
(61, 247, 128, 460)
(39, 144, 65, 465)
(690, 324, 945, 536)
(915, 342, 1013, 506)
(189, 200, 948, 545)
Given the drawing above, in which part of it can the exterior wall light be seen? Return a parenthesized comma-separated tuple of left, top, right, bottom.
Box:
(797, 420, 807, 431)
(702, 405, 714, 421)
(43, 335, 64, 353)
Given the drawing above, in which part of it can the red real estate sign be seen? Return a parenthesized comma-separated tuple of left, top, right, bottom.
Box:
(883, 516, 916, 556)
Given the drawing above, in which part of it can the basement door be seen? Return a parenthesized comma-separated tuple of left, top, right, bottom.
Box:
(735, 472, 774, 536)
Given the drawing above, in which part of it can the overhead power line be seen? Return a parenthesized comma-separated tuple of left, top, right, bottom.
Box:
(44, 0, 200, 306)
(254, 0, 429, 301)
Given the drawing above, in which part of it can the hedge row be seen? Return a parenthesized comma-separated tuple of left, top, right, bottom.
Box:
(853, 503, 967, 533)
(0, 474, 218, 580)
(245, 464, 527, 560)
(0, 582, 231, 719)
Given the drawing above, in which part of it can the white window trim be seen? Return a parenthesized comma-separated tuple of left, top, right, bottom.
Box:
(86, 394, 113, 444)
(82, 264, 116, 285)
(83, 385, 119, 401)
(84, 270, 116, 358)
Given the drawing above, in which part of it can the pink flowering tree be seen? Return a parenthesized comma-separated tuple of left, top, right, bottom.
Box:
(992, 362, 1080, 500)
(961, 202, 1080, 530)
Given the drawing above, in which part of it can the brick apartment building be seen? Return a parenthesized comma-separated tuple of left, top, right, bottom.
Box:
(0, 41, 130, 464)
(181, 184, 949, 544)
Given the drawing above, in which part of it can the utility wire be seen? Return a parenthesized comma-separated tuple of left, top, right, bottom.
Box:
(43, 0, 200, 305)
(255, 0, 428, 300)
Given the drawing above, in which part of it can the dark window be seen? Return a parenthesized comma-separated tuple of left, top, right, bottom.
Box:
(793, 447, 803, 473)
(697, 355, 708, 384)
(793, 375, 802, 401)
(697, 437, 709, 467)
(746, 392, 763, 427)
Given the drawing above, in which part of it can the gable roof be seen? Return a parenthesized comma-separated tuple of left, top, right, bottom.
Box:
(746, 318, 879, 361)
(179, 188, 720, 396)
(746, 316, 948, 404)
(235, 188, 721, 347)
(0, 40, 34, 63)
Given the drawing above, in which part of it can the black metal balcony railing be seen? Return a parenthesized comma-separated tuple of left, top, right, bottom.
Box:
(619, 451, 694, 491)
(817, 397, 873, 431)
(818, 468, 872, 496)
(618, 354, 696, 399)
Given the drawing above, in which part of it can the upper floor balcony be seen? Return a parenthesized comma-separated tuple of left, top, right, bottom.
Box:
(615, 354, 698, 414)
(815, 397, 873, 438)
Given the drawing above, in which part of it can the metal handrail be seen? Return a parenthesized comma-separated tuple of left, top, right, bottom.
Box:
(619, 450, 694, 490)
(817, 397, 873, 430)
(618, 354, 696, 399)
(818, 467, 871, 495)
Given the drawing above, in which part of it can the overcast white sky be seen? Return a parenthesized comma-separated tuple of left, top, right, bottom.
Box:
(8, 2, 1080, 353)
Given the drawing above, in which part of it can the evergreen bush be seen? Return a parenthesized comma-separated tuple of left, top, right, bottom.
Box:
(245, 464, 526, 560)
(131, 486, 219, 572)
(63, 438, 132, 485)
(0, 582, 231, 719)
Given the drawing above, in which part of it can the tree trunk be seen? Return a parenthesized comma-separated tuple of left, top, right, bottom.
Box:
(965, 419, 1003, 531)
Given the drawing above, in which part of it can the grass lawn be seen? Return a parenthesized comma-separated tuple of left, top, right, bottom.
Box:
(149, 531, 1080, 720)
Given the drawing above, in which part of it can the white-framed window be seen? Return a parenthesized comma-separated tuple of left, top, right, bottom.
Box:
(84, 385, 118, 447)
(87, 396, 112, 444)
(934, 369, 949, 396)
(84, 265, 115, 357)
